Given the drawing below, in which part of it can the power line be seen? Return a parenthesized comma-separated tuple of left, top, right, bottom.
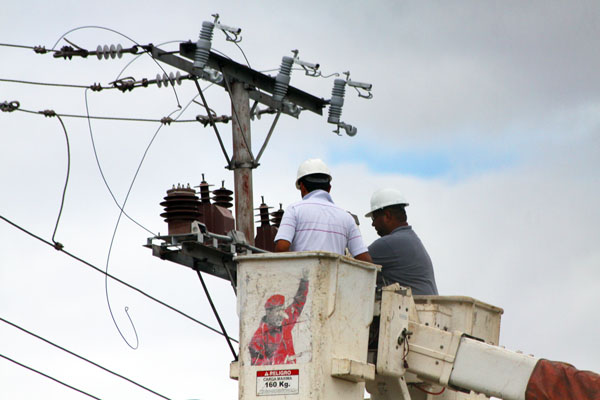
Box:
(0, 77, 111, 90)
(49, 25, 183, 108)
(0, 353, 102, 400)
(15, 106, 197, 124)
(1, 317, 173, 399)
(0, 43, 54, 53)
(0, 214, 238, 343)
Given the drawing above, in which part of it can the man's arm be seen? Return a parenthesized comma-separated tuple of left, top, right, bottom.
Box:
(274, 239, 291, 252)
(354, 251, 372, 263)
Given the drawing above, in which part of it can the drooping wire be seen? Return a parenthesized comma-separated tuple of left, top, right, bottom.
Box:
(195, 270, 238, 360)
(100, 90, 220, 348)
(101, 107, 181, 350)
(0, 317, 172, 400)
(0, 353, 101, 400)
(0, 214, 238, 342)
(50, 115, 70, 249)
(50, 25, 182, 108)
(82, 34, 225, 348)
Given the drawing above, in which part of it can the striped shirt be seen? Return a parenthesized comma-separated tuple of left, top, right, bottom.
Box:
(274, 190, 367, 256)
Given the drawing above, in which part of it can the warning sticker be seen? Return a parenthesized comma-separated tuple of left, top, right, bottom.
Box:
(256, 369, 299, 396)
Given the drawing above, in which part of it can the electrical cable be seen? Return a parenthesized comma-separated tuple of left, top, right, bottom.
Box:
(0, 214, 238, 343)
(50, 25, 182, 108)
(221, 31, 251, 68)
(16, 106, 196, 123)
(0, 77, 114, 90)
(0, 43, 55, 53)
(101, 106, 182, 349)
(0, 317, 172, 400)
(50, 115, 70, 249)
(233, 41, 251, 67)
(84, 65, 222, 348)
(0, 353, 102, 400)
(195, 270, 238, 361)
(95, 90, 221, 348)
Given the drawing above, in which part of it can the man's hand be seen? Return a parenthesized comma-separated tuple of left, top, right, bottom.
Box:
(274, 239, 291, 252)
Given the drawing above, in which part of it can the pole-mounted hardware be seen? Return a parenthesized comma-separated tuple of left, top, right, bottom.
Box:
(327, 71, 373, 136)
(193, 21, 215, 72)
(273, 50, 321, 116)
(291, 49, 320, 77)
(212, 13, 242, 43)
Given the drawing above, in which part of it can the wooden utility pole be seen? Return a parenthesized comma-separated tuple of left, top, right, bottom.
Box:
(230, 82, 254, 245)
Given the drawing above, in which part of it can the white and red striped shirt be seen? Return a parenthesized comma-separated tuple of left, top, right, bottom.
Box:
(274, 190, 367, 256)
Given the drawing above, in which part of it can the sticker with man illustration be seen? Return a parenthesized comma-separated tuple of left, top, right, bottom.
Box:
(249, 269, 310, 366)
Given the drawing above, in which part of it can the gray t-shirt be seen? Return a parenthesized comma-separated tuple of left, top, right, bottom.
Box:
(368, 225, 438, 295)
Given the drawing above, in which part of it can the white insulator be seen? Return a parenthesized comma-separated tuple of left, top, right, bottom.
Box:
(96, 44, 124, 60)
(156, 73, 183, 88)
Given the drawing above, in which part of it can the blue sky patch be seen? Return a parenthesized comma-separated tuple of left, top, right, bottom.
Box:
(327, 140, 519, 180)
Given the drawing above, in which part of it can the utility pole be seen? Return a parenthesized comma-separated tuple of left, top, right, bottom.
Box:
(230, 81, 254, 245)
(145, 14, 372, 278)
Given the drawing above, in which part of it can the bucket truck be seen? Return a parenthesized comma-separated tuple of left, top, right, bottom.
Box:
(228, 252, 599, 400)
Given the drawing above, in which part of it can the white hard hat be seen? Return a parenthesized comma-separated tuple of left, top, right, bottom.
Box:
(365, 188, 409, 217)
(295, 158, 332, 189)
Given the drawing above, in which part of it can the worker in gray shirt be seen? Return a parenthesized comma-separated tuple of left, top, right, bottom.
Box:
(365, 188, 438, 295)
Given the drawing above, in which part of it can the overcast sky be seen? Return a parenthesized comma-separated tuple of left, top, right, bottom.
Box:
(1, 1, 599, 399)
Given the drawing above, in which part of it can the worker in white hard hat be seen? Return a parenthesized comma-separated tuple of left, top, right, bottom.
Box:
(366, 188, 438, 295)
(274, 158, 372, 262)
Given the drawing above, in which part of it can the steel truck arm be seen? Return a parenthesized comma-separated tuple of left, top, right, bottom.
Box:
(368, 284, 600, 400)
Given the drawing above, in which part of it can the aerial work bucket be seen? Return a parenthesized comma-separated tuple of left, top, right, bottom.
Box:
(232, 251, 378, 400)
